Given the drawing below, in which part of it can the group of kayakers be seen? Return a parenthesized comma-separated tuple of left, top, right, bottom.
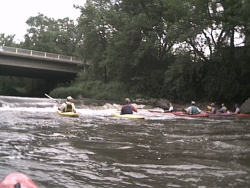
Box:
(57, 96, 138, 115)
(165, 101, 241, 115)
(58, 95, 242, 115)
(188, 101, 241, 115)
(209, 103, 240, 114)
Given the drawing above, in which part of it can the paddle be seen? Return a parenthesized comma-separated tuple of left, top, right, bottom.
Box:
(207, 105, 212, 110)
(44, 93, 61, 104)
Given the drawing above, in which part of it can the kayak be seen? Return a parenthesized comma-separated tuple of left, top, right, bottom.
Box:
(111, 113, 145, 119)
(207, 113, 232, 117)
(173, 112, 209, 117)
(148, 110, 176, 114)
(56, 110, 79, 117)
(148, 110, 164, 113)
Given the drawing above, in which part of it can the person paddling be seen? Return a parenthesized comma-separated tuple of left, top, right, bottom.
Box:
(168, 103, 175, 112)
(185, 101, 201, 114)
(121, 98, 138, 114)
(219, 103, 227, 113)
(210, 103, 216, 114)
(233, 103, 241, 114)
(58, 96, 76, 113)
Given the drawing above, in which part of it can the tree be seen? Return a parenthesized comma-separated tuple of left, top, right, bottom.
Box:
(22, 13, 79, 56)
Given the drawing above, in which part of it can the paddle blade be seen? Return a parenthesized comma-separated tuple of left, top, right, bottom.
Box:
(207, 105, 212, 110)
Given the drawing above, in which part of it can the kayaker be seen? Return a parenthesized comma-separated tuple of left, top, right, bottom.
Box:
(219, 103, 227, 113)
(0, 172, 39, 188)
(210, 103, 216, 114)
(185, 101, 201, 114)
(234, 103, 241, 114)
(168, 103, 175, 112)
(121, 98, 138, 114)
(58, 96, 76, 113)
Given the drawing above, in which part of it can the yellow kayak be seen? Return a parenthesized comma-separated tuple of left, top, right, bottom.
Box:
(111, 113, 145, 119)
(56, 110, 79, 117)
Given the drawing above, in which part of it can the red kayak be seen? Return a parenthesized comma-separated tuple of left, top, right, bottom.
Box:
(173, 112, 209, 117)
(163, 110, 175, 114)
(207, 112, 232, 117)
(0, 173, 39, 188)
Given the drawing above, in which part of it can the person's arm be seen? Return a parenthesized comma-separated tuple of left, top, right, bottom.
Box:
(185, 107, 190, 114)
(235, 108, 240, 114)
(59, 103, 66, 111)
(72, 103, 76, 113)
(197, 107, 202, 113)
(120, 105, 125, 114)
(132, 105, 138, 113)
(57, 102, 61, 110)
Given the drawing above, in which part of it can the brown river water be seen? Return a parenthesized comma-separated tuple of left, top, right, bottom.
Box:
(0, 96, 250, 188)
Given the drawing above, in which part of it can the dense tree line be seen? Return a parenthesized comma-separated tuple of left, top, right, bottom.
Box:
(1, 0, 250, 103)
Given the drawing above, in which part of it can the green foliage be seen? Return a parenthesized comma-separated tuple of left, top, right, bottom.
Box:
(203, 47, 250, 103)
(49, 86, 82, 99)
(163, 53, 204, 102)
(50, 80, 131, 101)
(0, 76, 45, 97)
(0, 34, 16, 46)
(21, 14, 79, 56)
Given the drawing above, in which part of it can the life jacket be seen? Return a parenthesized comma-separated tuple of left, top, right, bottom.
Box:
(220, 107, 227, 113)
(121, 105, 133, 114)
(63, 102, 74, 112)
(191, 106, 198, 114)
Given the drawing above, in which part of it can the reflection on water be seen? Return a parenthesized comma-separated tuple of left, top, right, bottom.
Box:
(0, 96, 250, 187)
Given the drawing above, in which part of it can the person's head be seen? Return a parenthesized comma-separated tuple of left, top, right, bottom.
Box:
(169, 103, 172, 106)
(191, 101, 195, 105)
(125, 98, 130, 104)
(211, 103, 214, 106)
(235, 103, 238, 107)
(67, 96, 73, 102)
(222, 103, 224, 106)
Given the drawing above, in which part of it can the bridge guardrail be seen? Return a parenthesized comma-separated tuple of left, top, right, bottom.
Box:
(0, 46, 82, 63)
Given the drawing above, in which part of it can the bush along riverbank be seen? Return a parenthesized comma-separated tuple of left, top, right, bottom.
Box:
(49, 81, 242, 113)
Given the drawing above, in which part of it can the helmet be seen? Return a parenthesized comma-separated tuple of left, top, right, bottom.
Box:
(67, 96, 73, 100)
(125, 98, 130, 103)
(211, 103, 214, 106)
(191, 101, 195, 105)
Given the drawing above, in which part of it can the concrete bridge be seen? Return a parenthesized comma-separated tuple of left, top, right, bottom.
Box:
(0, 46, 89, 83)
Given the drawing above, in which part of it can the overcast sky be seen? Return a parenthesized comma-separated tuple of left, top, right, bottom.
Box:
(0, 0, 86, 41)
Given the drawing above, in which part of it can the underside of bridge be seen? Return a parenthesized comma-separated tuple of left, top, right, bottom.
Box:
(0, 64, 77, 83)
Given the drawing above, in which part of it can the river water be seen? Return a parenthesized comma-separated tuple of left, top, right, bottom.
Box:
(0, 96, 250, 188)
